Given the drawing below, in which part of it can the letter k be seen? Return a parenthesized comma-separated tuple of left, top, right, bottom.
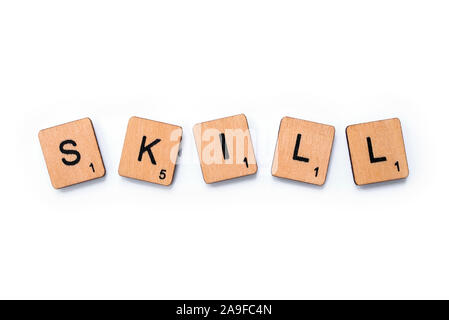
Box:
(138, 136, 161, 165)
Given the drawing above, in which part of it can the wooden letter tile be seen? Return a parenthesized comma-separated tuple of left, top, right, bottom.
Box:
(38, 118, 106, 189)
(346, 118, 409, 186)
(272, 117, 335, 186)
(193, 114, 258, 184)
(118, 117, 182, 186)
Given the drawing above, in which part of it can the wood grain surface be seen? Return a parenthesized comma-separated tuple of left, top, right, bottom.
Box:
(118, 117, 182, 186)
(272, 117, 335, 186)
(193, 114, 257, 184)
(38, 118, 106, 189)
(346, 118, 409, 186)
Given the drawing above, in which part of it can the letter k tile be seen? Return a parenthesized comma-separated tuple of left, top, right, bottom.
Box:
(119, 117, 182, 186)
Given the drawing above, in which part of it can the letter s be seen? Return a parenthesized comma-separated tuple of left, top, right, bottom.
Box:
(60, 140, 81, 166)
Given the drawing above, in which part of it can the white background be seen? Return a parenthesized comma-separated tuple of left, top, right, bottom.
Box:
(0, 0, 448, 299)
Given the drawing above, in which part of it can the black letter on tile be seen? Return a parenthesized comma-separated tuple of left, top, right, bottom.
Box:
(220, 133, 230, 160)
(367, 137, 387, 163)
(293, 134, 309, 163)
(138, 136, 161, 165)
(60, 140, 81, 166)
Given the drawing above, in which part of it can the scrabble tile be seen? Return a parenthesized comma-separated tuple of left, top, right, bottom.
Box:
(38, 118, 106, 189)
(118, 117, 182, 186)
(272, 117, 335, 186)
(193, 114, 258, 184)
(346, 118, 409, 186)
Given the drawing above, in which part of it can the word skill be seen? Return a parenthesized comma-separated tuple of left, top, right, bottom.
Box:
(38, 115, 409, 189)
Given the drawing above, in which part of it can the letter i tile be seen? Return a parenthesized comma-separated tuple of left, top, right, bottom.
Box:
(118, 117, 183, 186)
(193, 114, 258, 184)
